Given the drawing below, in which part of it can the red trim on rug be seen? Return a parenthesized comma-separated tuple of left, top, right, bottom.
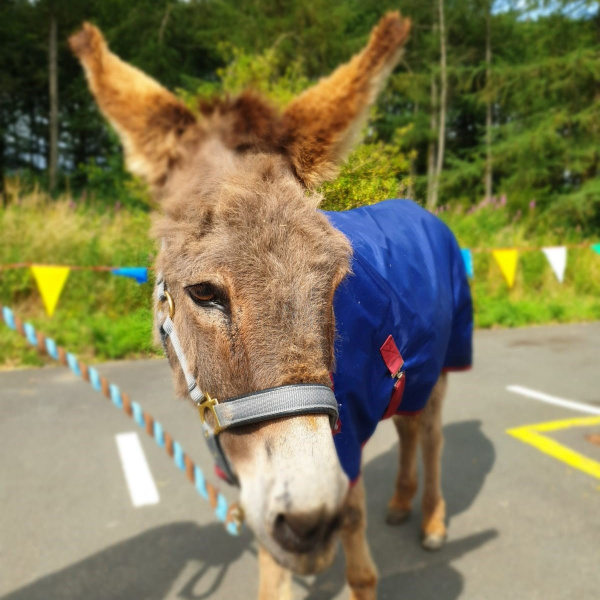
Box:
(380, 334, 406, 419)
(382, 375, 406, 420)
(332, 417, 342, 436)
(442, 364, 472, 373)
(380, 335, 404, 376)
(395, 408, 424, 416)
(349, 475, 361, 488)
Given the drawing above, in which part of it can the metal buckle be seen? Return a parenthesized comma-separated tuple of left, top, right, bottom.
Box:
(197, 393, 225, 435)
(230, 505, 245, 528)
(392, 369, 405, 381)
(161, 289, 175, 318)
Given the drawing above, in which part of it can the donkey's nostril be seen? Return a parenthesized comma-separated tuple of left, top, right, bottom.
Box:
(272, 510, 340, 554)
(283, 512, 321, 540)
(273, 512, 320, 553)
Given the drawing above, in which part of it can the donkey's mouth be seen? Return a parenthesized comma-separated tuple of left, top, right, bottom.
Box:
(268, 534, 339, 575)
(260, 509, 341, 574)
(272, 511, 342, 555)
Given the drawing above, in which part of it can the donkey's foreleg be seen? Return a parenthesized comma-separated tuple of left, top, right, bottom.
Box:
(258, 546, 292, 600)
(419, 372, 448, 551)
(340, 478, 377, 600)
(386, 414, 419, 525)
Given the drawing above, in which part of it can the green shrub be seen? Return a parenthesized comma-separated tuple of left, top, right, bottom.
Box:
(0, 192, 157, 367)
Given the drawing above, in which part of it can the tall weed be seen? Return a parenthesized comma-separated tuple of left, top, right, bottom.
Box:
(1, 188, 599, 368)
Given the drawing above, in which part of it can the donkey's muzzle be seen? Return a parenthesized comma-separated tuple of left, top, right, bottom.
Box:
(273, 509, 342, 554)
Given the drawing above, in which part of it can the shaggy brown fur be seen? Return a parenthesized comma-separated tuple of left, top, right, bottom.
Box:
(69, 14, 411, 192)
(152, 146, 353, 400)
(69, 13, 411, 401)
(68, 14, 452, 600)
(69, 23, 202, 190)
(280, 13, 411, 188)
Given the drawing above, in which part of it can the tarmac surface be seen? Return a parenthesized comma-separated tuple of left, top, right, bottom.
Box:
(1, 323, 600, 600)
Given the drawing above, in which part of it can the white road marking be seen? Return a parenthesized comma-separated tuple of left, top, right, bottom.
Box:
(506, 385, 600, 416)
(115, 432, 160, 507)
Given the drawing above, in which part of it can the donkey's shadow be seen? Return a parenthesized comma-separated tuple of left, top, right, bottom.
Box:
(1, 522, 254, 600)
(303, 419, 497, 600)
(2, 420, 495, 600)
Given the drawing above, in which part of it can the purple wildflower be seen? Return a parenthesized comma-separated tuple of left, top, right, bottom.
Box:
(529, 199, 536, 210)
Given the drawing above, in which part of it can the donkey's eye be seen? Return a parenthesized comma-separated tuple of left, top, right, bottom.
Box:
(186, 283, 227, 311)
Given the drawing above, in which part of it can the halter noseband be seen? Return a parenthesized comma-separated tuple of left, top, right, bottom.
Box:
(155, 276, 339, 487)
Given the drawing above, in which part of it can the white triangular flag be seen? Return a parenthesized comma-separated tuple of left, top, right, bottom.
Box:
(542, 246, 567, 283)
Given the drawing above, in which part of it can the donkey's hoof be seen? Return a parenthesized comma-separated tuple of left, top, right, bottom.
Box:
(386, 507, 411, 525)
(421, 532, 446, 551)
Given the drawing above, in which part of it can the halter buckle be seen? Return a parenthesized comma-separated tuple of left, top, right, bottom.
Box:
(230, 504, 245, 528)
(160, 289, 175, 318)
(198, 393, 225, 435)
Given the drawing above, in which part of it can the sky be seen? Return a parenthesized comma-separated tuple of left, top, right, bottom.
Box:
(494, 0, 599, 19)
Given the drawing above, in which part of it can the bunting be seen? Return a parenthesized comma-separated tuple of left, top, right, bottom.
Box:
(492, 249, 519, 288)
(1, 243, 598, 314)
(542, 246, 567, 283)
(30, 266, 70, 316)
(461, 248, 474, 279)
(112, 267, 148, 284)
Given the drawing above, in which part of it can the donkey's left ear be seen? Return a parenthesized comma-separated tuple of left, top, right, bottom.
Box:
(70, 23, 200, 190)
(280, 12, 411, 189)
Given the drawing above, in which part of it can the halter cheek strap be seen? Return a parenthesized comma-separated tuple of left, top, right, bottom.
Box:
(156, 278, 235, 481)
(155, 277, 339, 486)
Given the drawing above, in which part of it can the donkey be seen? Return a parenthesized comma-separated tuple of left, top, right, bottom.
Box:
(70, 12, 472, 600)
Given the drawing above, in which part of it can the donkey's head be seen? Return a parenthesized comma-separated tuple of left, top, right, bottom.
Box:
(71, 13, 410, 574)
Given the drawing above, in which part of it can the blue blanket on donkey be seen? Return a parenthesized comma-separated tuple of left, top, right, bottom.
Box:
(323, 199, 473, 482)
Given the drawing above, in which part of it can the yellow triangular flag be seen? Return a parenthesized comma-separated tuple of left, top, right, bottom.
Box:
(30, 266, 70, 316)
(492, 249, 518, 288)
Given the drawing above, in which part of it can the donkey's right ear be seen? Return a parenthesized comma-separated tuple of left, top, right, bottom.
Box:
(69, 23, 200, 190)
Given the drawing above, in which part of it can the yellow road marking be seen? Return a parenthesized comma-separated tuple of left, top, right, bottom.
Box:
(507, 417, 600, 481)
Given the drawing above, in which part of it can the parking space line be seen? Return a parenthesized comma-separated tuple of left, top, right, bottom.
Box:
(507, 417, 600, 480)
(116, 432, 160, 507)
(506, 385, 600, 415)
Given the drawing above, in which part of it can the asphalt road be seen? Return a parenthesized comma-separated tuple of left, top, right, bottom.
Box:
(1, 323, 600, 600)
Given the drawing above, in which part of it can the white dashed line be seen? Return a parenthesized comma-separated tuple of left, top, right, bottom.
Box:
(506, 385, 600, 416)
(115, 432, 160, 507)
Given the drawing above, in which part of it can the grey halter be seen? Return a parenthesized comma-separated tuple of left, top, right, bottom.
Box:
(156, 277, 339, 485)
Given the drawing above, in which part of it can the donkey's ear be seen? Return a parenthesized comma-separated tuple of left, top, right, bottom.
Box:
(280, 12, 411, 189)
(69, 23, 199, 190)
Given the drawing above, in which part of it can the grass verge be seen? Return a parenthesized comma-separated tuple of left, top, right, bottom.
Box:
(1, 190, 599, 368)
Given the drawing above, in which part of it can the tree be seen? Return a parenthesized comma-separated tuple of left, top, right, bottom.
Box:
(428, 0, 448, 209)
(1, 0, 599, 227)
(484, 0, 493, 200)
(48, 0, 58, 191)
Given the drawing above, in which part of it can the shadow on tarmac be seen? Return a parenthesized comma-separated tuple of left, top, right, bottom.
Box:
(303, 419, 498, 600)
(1, 522, 254, 600)
(2, 421, 496, 600)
